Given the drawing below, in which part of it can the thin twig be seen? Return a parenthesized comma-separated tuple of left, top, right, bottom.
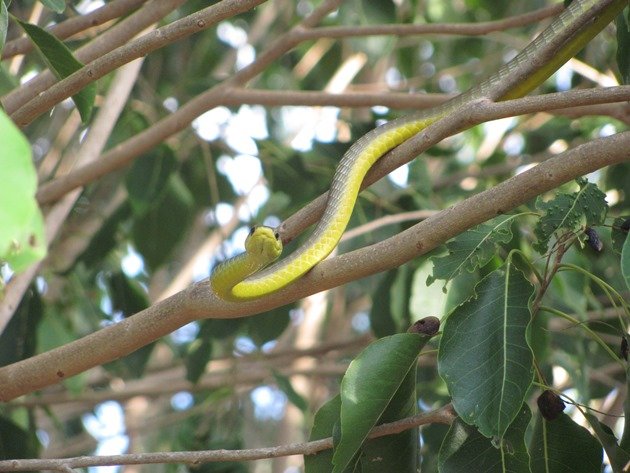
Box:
(35, 86, 630, 206)
(0, 405, 456, 471)
(297, 3, 563, 40)
(1, 0, 186, 113)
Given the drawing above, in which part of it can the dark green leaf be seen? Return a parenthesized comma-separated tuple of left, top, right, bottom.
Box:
(39, 0, 65, 13)
(0, 416, 40, 464)
(428, 214, 517, 286)
(106, 271, 148, 317)
(623, 226, 630, 291)
(333, 333, 433, 472)
(75, 203, 131, 270)
(617, 9, 630, 84)
(0, 287, 42, 367)
(185, 319, 216, 384)
(620, 366, 630, 453)
(533, 178, 607, 254)
(529, 413, 603, 472)
(370, 270, 399, 337)
(126, 146, 178, 215)
(305, 395, 341, 473)
(438, 404, 531, 473)
(103, 272, 154, 378)
(0, 63, 18, 95)
(612, 217, 630, 255)
(583, 412, 630, 472)
(273, 371, 308, 412)
(438, 263, 534, 439)
(132, 176, 194, 270)
(17, 20, 95, 123)
(245, 306, 291, 346)
(359, 358, 418, 473)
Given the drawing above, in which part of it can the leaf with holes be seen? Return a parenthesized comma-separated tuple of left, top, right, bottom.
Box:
(428, 214, 518, 287)
(533, 178, 607, 254)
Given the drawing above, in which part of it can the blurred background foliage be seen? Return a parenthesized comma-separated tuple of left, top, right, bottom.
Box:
(0, 0, 628, 471)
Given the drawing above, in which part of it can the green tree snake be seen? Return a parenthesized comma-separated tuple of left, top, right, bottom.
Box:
(211, 0, 627, 301)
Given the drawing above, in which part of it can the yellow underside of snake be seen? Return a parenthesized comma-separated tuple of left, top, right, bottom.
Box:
(211, 0, 626, 301)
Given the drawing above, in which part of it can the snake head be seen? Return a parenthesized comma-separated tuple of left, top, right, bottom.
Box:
(245, 226, 283, 263)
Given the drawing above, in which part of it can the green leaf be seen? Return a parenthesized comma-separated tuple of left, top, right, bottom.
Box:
(0, 63, 19, 96)
(0, 286, 42, 367)
(427, 214, 518, 286)
(126, 146, 178, 215)
(0, 110, 46, 271)
(39, 0, 65, 13)
(617, 9, 630, 85)
(622, 227, 630, 292)
(533, 178, 607, 254)
(0, 1, 8, 55)
(305, 395, 341, 473)
(0, 416, 40, 461)
(185, 319, 212, 384)
(612, 217, 630, 255)
(583, 412, 630, 472)
(131, 175, 194, 270)
(245, 306, 291, 346)
(333, 333, 434, 472)
(529, 413, 603, 472)
(370, 270, 400, 337)
(438, 404, 531, 473)
(620, 366, 630, 453)
(359, 358, 418, 473)
(106, 271, 148, 317)
(103, 271, 154, 379)
(17, 20, 95, 123)
(438, 263, 534, 439)
(273, 371, 308, 413)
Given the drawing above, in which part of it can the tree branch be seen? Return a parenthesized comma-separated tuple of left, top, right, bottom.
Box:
(0, 405, 456, 471)
(1, 96, 628, 400)
(35, 85, 630, 206)
(6, 0, 271, 124)
(1, 0, 186, 114)
(297, 3, 562, 40)
(1, 0, 147, 60)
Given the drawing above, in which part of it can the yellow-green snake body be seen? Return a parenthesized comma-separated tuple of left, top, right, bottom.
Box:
(211, 0, 627, 301)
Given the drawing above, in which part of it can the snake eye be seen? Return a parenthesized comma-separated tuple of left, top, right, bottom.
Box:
(274, 232, 280, 240)
(249, 226, 257, 235)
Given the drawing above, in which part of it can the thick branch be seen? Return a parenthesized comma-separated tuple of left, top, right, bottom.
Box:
(0, 405, 456, 471)
(1, 105, 628, 400)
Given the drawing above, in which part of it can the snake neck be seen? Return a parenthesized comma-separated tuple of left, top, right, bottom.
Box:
(211, 251, 269, 301)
